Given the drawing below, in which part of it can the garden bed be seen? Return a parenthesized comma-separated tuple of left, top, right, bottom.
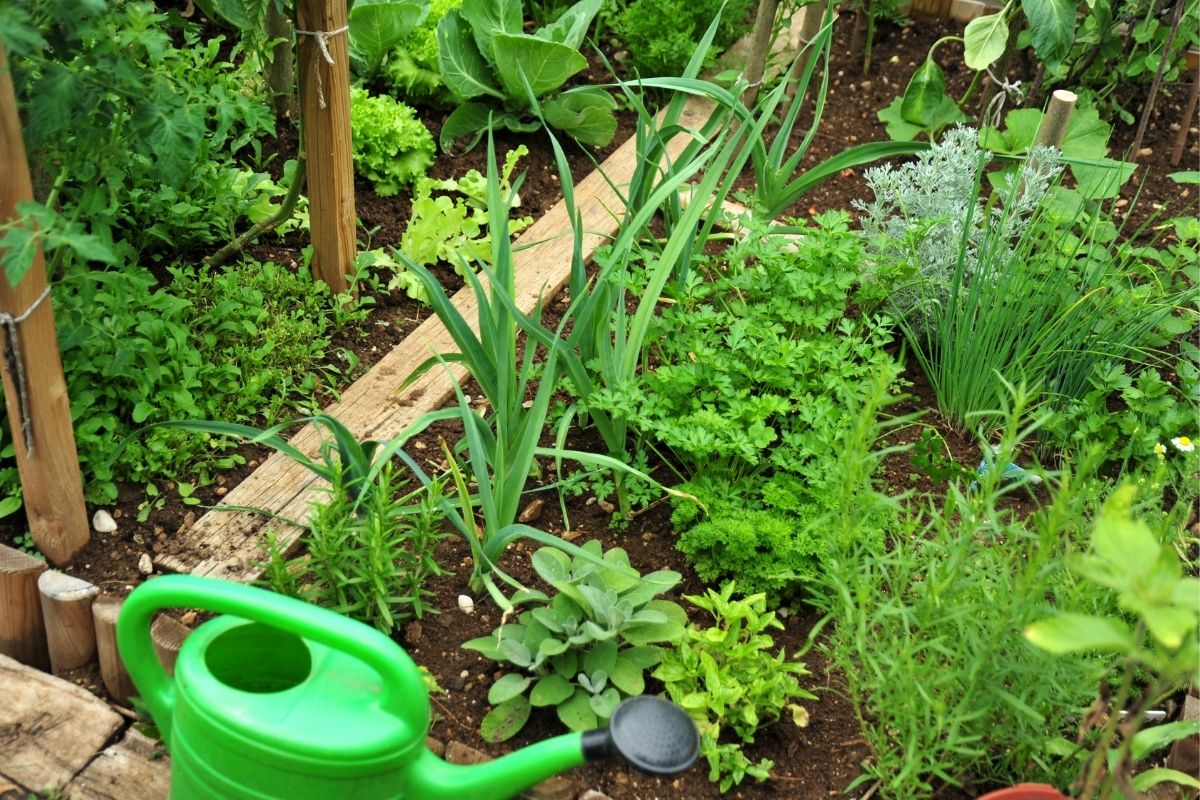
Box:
(1, 6, 1197, 800)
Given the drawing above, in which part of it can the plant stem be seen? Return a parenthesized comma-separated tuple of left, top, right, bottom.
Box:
(205, 157, 307, 268)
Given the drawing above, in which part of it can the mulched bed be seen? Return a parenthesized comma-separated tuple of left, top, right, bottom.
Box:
(3, 10, 1196, 800)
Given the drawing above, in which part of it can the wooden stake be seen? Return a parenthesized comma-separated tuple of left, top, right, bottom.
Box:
(744, 0, 782, 107)
(787, 1, 826, 103)
(0, 543, 49, 669)
(1036, 89, 1077, 150)
(297, 0, 356, 295)
(0, 44, 90, 566)
(38, 570, 99, 673)
(1130, 0, 1187, 158)
(93, 597, 135, 706)
(1170, 73, 1198, 167)
(151, 613, 191, 676)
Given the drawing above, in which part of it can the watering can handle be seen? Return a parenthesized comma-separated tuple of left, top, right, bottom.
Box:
(116, 574, 430, 746)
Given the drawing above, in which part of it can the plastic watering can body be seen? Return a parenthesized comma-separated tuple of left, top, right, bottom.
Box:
(118, 575, 699, 800)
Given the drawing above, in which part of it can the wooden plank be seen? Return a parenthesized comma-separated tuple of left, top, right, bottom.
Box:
(65, 728, 169, 800)
(156, 99, 715, 583)
(0, 543, 49, 669)
(0, 43, 90, 566)
(297, 0, 356, 293)
(0, 653, 122, 793)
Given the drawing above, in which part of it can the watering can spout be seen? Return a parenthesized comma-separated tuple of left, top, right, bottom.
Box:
(406, 734, 585, 800)
(407, 696, 700, 800)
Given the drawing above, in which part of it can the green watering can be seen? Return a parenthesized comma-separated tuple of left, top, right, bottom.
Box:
(117, 575, 699, 800)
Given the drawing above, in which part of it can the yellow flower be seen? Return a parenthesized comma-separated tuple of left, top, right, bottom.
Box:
(1154, 442, 1167, 460)
(1171, 436, 1195, 453)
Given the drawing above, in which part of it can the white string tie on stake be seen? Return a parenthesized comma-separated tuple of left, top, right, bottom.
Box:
(983, 69, 1025, 130)
(295, 25, 348, 109)
(0, 284, 52, 457)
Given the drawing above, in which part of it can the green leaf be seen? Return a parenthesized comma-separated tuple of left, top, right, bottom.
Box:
(1141, 606, 1195, 650)
(1021, 0, 1076, 64)
(901, 60, 948, 127)
(532, 547, 572, 585)
(1071, 157, 1137, 200)
(1130, 721, 1200, 761)
(460, 0, 522, 61)
(1132, 768, 1200, 792)
(462, 635, 504, 660)
(530, 673, 574, 706)
(1168, 171, 1200, 184)
(1093, 487, 1160, 570)
(542, 89, 617, 147)
(491, 33, 587, 100)
(0, 493, 20, 519)
(499, 638, 532, 667)
(608, 655, 646, 695)
(480, 695, 531, 743)
(620, 645, 662, 670)
(439, 102, 494, 155)
(487, 673, 532, 705)
(349, 0, 428, 76)
(963, 13, 1010, 70)
(589, 686, 621, 721)
(982, 108, 1044, 154)
(132, 401, 156, 424)
(536, 0, 601, 49)
(1024, 613, 1135, 654)
(556, 689, 599, 731)
(583, 640, 618, 676)
(437, 11, 504, 101)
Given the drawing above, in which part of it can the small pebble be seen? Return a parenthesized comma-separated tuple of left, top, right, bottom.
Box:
(92, 510, 117, 534)
(458, 594, 475, 614)
(137, 553, 153, 575)
(1136, 147, 1153, 158)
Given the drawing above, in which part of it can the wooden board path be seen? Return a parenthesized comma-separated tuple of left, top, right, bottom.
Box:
(0, 654, 168, 799)
(157, 100, 714, 583)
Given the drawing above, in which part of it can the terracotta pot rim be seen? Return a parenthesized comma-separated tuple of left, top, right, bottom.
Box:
(975, 783, 1070, 800)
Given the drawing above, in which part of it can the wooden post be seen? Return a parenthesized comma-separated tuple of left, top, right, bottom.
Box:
(1035, 90, 1077, 151)
(0, 543, 49, 668)
(744, 0, 782, 107)
(787, 1, 827, 102)
(93, 597, 136, 706)
(0, 44, 90, 566)
(297, 0, 356, 295)
(1170, 73, 1198, 167)
(151, 613, 191, 676)
(38, 570, 99, 672)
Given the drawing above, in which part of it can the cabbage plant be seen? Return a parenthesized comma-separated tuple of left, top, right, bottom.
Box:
(436, 0, 616, 153)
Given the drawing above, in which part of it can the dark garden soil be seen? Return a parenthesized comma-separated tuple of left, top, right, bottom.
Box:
(4, 11, 1197, 800)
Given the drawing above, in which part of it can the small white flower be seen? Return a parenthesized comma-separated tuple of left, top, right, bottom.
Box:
(1171, 436, 1195, 453)
(1154, 442, 1167, 461)
(457, 594, 475, 614)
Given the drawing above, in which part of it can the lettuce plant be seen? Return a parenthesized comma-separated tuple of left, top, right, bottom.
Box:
(436, 0, 616, 153)
(398, 145, 532, 271)
(348, 87, 436, 195)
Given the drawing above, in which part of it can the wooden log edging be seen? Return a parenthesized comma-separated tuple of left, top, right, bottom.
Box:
(0, 542, 49, 668)
(38, 569, 99, 673)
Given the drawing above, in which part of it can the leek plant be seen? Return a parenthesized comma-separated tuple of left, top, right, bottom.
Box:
(395, 132, 694, 606)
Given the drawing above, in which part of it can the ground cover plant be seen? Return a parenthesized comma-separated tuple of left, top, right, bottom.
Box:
(1, 4, 1197, 799)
